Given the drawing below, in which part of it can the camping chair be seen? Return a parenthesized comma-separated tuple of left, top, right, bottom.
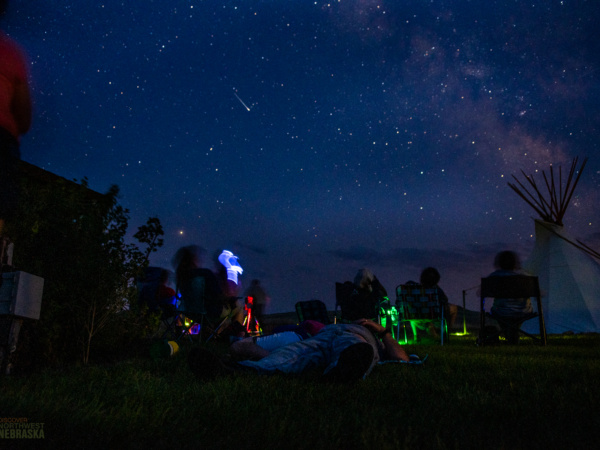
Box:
(174, 275, 231, 343)
(137, 266, 163, 312)
(155, 293, 181, 342)
(335, 281, 376, 323)
(295, 299, 332, 325)
(136, 266, 179, 339)
(478, 275, 547, 346)
(395, 282, 448, 345)
(335, 281, 395, 329)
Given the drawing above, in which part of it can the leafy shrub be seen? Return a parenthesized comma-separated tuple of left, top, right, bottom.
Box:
(7, 166, 163, 367)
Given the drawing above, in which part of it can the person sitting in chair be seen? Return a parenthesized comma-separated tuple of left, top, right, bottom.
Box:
(339, 268, 389, 322)
(419, 267, 458, 331)
(172, 245, 246, 337)
(156, 268, 177, 317)
(401, 267, 450, 341)
(488, 250, 533, 344)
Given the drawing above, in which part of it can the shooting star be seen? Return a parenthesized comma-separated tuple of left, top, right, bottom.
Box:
(234, 92, 251, 112)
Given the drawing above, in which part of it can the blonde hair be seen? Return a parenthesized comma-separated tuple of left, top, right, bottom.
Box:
(354, 268, 375, 291)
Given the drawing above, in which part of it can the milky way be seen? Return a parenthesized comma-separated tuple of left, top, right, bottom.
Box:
(5, 1, 600, 312)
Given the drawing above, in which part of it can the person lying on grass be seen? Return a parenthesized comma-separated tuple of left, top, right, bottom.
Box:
(228, 319, 326, 361)
(188, 318, 409, 383)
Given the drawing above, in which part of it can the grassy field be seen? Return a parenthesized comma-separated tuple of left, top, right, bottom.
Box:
(1, 333, 599, 449)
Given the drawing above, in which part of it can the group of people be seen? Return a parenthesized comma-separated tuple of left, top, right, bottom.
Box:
(0, 1, 535, 384)
(165, 245, 409, 382)
(167, 245, 269, 338)
(184, 249, 535, 383)
(186, 264, 447, 383)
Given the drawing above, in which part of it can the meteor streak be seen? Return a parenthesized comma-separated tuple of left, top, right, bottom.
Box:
(234, 92, 251, 111)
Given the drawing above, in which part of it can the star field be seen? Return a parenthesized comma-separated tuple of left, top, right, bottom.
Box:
(5, 1, 600, 312)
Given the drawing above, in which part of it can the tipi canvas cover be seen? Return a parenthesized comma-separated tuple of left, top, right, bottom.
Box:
(524, 219, 600, 334)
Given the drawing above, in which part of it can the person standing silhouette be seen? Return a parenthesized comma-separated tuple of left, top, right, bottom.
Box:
(0, 0, 32, 237)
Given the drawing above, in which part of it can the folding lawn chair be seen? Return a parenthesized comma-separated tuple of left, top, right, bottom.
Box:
(174, 274, 231, 343)
(335, 281, 378, 322)
(335, 281, 395, 329)
(136, 266, 179, 340)
(295, 299, 332, 325)
(478, 275, 547, 346)
(395, 282, 448, 345)
(137, 266, 163, 312)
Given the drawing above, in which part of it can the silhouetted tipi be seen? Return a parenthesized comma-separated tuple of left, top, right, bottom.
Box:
(509, 157, 600, 333)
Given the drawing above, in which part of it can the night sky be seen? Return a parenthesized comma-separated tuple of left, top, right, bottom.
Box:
(4, 1, 600, 313)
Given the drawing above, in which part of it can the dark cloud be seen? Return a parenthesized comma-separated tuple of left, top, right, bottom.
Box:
(330, 245, 483, 269)
(233, 241, 269, 256)
(328, 246, 384, 265)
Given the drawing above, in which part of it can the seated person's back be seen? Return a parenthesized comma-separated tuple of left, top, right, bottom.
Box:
(489, 270, 533, 316)
(488, 251, 533, 317)
(340, 287, 380, 321)
(178, 267, 223, 318)
(339, 268, 388, 322)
